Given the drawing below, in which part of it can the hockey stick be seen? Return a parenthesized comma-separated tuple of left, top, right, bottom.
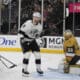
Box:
(48, 67, 80, 76)
(48, 68, 60, 72)
(0, 59, 16, 69)
(0, 55, 17, 69)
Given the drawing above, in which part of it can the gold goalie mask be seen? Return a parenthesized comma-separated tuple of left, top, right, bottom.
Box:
(63, 30, 73, 40)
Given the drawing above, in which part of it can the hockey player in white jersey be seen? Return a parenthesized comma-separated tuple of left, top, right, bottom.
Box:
(19, 12, 43, 76)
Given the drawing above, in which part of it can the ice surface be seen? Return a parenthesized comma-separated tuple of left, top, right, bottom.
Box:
(0, 52, 80, 80)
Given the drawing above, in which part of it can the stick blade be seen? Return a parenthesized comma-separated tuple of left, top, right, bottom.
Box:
(9, 64, 17, 69)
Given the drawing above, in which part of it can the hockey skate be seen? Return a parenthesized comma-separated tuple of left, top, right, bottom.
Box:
(22, 69, 30, 77)
(37, 68, 44, 76)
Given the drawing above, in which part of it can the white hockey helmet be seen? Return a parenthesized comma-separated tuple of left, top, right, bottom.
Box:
(33, 12, 41, 18)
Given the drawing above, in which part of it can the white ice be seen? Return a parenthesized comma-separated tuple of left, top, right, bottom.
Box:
(0, 52, 80, 80)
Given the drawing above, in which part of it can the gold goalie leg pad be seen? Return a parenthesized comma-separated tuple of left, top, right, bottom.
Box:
(69, 64, 80, 75)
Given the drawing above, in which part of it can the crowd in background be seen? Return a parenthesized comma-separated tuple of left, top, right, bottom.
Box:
(21, 0, 41, 25)
(0, 0, 64, 35)
(43, 0, 63, 36)
(0, 0, 80, 36)
(21, 0, 64, 36)
(0, 0, 18, 34)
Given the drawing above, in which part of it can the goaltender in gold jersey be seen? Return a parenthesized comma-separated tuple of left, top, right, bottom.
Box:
(63, 30, 80, 73)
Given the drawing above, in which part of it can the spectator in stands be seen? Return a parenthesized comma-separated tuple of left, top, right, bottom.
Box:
(10, 23, 18, 34)
(43, 0, 63, 36)
(1, 21, 9, 34)
(48, 21, 59, 36)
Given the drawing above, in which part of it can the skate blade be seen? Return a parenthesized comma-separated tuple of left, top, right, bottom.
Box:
(22, 73, 30, 77)
(37, 73, 44, 76)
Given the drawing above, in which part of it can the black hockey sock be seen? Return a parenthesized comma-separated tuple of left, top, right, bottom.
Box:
(23, 58, 29, 64)
(23, 58, 29, 73)
(35, 59, 42, 71)
(35, 59, 43, 74)
(35, 59, 41, 64)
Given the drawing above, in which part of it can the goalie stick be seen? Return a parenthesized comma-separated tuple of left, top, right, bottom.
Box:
(48, 68, 63, 73)
(0, 55, 17, 69)
(48, 67, 80, 76)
